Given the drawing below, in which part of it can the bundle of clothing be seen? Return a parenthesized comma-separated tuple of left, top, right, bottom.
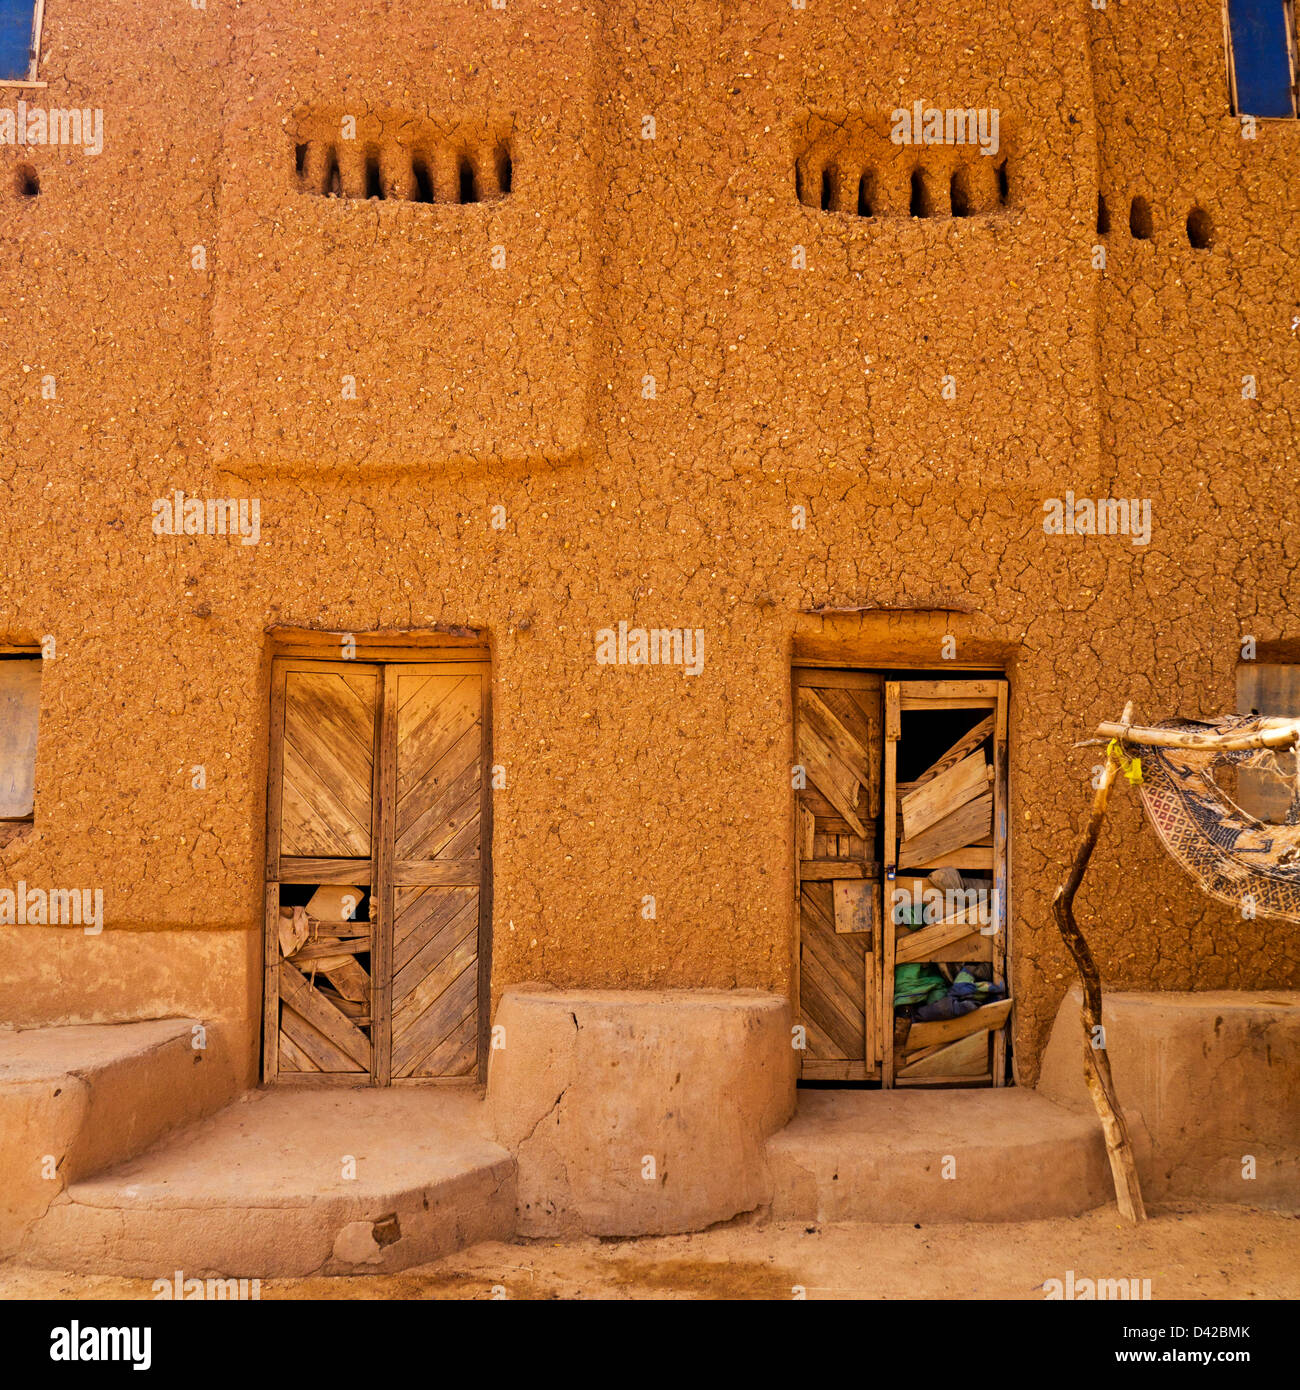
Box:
(893, 962, 1006, 1021)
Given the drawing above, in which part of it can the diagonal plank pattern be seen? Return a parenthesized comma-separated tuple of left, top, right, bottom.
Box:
(390, 672, 485, 1079)
(278, 960, 370, 1073)
(267, 659, 489, 1084)
(280, 671, 377, 857)
(795, 672, 882, 1077)
(800, 882, 866, 1060)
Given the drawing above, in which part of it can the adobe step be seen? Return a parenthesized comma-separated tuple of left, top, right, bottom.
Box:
(23, 1087, 516, 1277)
(0, 1018, 239, 1257)
(765, 1089, 1124, 1223)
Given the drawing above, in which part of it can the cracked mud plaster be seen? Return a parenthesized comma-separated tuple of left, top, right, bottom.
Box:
(0, 0, 1296, 1084)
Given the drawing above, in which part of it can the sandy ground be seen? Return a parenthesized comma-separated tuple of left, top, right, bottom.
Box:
(2, 1202, 1296, 1300)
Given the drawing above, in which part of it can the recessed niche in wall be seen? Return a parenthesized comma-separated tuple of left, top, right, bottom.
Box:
(795, 112, 1013, 221)
(1129, 195, 1153, 240)
(289, 108, 514, 205)
(1186, 205, 1213, 249)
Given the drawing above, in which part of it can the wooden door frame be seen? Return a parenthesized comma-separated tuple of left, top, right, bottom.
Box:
(791, 664, 1011, 1088)
(262, 648, 493, 1087)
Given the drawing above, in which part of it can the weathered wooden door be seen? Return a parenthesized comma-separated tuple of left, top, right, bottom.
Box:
(264, 656, 491, 1084)
(793, 669, 883, 1081)
(387, 666, 490, 1080)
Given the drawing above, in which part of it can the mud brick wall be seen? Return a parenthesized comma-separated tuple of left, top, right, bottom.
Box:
(0, 0, 1295, 1083)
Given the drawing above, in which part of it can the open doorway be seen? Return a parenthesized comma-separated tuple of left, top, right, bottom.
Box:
(793, 668, 1010, 1087)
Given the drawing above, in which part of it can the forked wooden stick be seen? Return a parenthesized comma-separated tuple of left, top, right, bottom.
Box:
(1051, 702, 1147, 1223)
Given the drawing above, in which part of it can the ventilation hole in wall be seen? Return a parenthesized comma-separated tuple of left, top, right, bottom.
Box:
(795, 162, 806, 205)
(324, 147, 342, 197)
(1096, 194, 1110, 235)
(458, 155, 478, 204)
(857, 170, 875, 217)
(1129, 195, 1153, 240)
(15, 164, 39, 197)
(295, 118, 512, 205)
(909, 168, 932, 218)
(820, 167, 833, 212)
(412, 156, 434, 203)
(950, 169, 970, 218)
(364, 146, 385, 200)
(1186, 205, 1213, 250)
(995, 159, 1009, 205)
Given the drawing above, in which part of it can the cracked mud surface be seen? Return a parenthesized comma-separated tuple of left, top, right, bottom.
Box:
(0, 0, 1296, 1086)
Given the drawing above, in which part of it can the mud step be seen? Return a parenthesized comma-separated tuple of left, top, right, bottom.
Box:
(23, 1087, 516, 1277)
(766, 1089, 1123, 1223)
(0, 1018, 238, 1257)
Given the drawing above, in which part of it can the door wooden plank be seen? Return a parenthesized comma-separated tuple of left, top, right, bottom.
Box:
(895, 916, 993, 963)
(800, 880, 837, 935)
(908, 848, 994, 873)
(278, 962, 371, 1069)
(910, 714, 995, 791)
(799, 687, 870, 776)
(280, 1001, 363, 1072)
(263, 883, 280, 1082)
(393, 898, 478, 1002)
(476, 671, 493, 1078)
(803, 918, 867, 1007)
(392, 953, 479, 1073)
(265, 665, 288, 881)
(371, 667, 398, 1085)
(883, 680, 899, 1087)
(277, 1031, 319, 1072)
(902, 998, 1012, 1053)
(833, 879, 875, 936)
(408, 1009, 478, 1078)
(897, 1030, 988, 1078)
(900, 751, 990, 841)
(278, 857, 373, 884)
(898, 679, 1001, 701)
(281, 742, 370, 856)
(898, 792, 993, 868)
(391, 928, 478, 1041)
(799, 721, 867, 837)
(991, 682, 1009, 1086)
(800, 860, 873, 880)
(395, 752, 481, 860)
(393, 885, 476, 974)
(282, 677, 377, 838)
(392, 859, 480, 887)
(396, 677, 478, 803)
(799, 949, 864, 1058)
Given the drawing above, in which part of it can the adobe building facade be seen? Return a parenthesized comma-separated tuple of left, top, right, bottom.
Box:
(1, 0, 1298, 1256)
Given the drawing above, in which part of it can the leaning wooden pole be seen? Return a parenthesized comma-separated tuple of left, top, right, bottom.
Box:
(1051, 701, 1148, 1223)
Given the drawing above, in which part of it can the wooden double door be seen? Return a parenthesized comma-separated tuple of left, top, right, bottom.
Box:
(263, 657, 491, 1084)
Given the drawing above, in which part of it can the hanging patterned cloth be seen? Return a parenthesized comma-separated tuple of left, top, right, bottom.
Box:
(1128, 715, 1300, 922)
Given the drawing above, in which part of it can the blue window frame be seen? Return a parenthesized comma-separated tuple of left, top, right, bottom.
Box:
(1226, 0, 1298, 116)
(0, 0, 40, 84)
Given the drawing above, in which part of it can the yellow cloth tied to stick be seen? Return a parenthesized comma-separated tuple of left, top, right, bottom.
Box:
(1128, 715, 1300, 922)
